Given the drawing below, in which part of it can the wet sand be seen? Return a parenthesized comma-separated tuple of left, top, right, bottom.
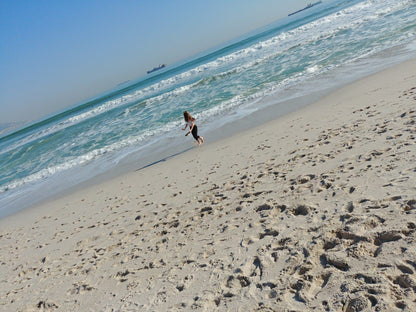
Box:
(1, 59, 415, 311)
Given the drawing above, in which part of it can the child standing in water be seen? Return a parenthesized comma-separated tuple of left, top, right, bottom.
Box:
(182, 111, 204, 145)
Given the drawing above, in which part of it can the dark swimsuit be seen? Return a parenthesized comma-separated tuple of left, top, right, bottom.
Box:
(191, 125, 199, 141)
(187, 120, 200, 141)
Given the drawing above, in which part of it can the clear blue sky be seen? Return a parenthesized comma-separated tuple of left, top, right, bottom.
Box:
(0, 0, 309, 124)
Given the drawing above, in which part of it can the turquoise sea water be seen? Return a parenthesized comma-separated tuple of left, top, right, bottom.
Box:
(1, 0, 415, 217)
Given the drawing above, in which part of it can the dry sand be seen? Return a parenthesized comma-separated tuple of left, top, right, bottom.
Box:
(1, 59, 415, 311)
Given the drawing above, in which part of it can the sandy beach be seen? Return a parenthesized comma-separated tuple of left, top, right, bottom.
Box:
(1, 58, 415, 311)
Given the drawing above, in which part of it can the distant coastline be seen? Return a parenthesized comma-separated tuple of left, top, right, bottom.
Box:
(117, 80, 131, 87)
(0, 121, 26, 137)
(147, 64, 167, 74)
(288, 1, 322, 16)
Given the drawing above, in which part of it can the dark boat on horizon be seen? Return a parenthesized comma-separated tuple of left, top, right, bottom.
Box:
(288, 1, 322, 16)
(147, 64, 167, 74)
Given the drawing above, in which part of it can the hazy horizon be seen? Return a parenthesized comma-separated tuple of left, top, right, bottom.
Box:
(1, 0, 316, 124)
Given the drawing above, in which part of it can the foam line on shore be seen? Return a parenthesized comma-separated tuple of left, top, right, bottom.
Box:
(0, 58, 415, 311)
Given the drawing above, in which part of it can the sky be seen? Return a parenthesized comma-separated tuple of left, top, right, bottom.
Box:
(1, 0, 311, 124)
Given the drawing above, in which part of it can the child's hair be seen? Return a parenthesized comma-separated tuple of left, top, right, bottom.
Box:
(183, 111, 194, 122)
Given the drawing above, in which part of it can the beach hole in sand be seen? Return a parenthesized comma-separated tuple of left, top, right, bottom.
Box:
(292, 205, 310, 216)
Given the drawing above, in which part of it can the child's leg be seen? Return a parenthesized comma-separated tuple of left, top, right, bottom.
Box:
(192, 126, 199, 141)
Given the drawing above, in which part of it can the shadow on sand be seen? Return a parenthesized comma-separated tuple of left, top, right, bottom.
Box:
(135, 146, 194, 171)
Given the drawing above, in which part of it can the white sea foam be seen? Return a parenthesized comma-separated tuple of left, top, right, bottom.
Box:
(4, 0, 409, 156)
(12, 0, 397, 151)
(0, 117, 183, 195)
(1, 0, 415, 216)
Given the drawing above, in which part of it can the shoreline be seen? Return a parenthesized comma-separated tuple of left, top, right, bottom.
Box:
(1, 49, 413, 219)
(1, 58, 415, 311)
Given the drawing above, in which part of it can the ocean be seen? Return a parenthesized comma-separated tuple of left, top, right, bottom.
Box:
(1, 0, 415, 217)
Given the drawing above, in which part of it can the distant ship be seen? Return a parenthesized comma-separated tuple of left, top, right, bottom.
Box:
(147, 64, 167, 74)
(288, 1, 322, 16)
